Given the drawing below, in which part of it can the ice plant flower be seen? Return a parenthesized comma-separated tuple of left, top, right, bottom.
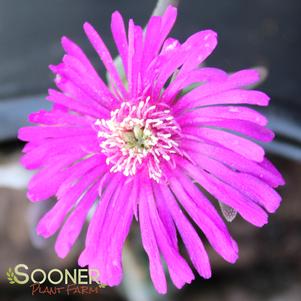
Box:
(18, 6, 284, 293)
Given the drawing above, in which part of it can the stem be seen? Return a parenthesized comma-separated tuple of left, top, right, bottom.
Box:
(152, 0, 181, 16)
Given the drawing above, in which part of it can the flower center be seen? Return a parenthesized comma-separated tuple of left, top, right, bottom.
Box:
(95, 97, 181, 182)
(121, 125, 157, 151)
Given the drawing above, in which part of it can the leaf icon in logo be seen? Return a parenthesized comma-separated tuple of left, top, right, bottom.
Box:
(6, 268, 16, 284)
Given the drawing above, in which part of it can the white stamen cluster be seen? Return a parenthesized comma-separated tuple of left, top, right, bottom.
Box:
(95, 97, 181, 182)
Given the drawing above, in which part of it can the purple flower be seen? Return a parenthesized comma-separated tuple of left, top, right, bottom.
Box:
(18, 6, 284, 293)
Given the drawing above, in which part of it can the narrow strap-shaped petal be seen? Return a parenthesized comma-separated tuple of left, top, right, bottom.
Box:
(153, 183, 178, 250)
(178, 159, 268, 227)
(148, 181, 194, 289)
(56, 155, 106, 198)
(127, 19, 134, 95)
(83, 22, 128, 98)
(161, 68, 227, 103)
(111, 11, 129, 73)
(168, 169, 238, 263)
(183, 126, 265, 162)
(142, 38, 181, 96)
(21, 136, 99, 170)
(181, 139, 283, 187)
(47, 89, 104, 118)
(175, 89, 270, 115)
(182, 119, 274, 142)
(29, 109, 91, 126)
(21, 134, 98, 155)
(127, 20, 143, 97)
(101, 178, 137, 285)
(157, 5, 177, 49)
(152, 48, 188, 99)
(174, 69, 264, 113)
(92, 179, 134, 286)
(141, 16, 162, 81)
(188, 152, 282, 213)
(50, 61, 112, 112)
(156, 184, 212, 278)
(142, 5, 177, 82)
(19, 125, 95, 141)
(177, 30, 217, 75)
(78, 173, 120, 267)
(259, 158, 285, 185)
(186, 69, 261, 99)
(148, 29, 217, 99)
(61, 36, 116, 104)
(55, 182, 99, 258)
(139, 179, 167, 294)
(26, 153, 89, 201)
(177, 105, 268, 126)
(61, 55, 115, 109)
(36, 166, 103, 238)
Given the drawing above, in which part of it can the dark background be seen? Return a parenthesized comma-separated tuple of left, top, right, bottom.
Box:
(0, 0, 300, 300)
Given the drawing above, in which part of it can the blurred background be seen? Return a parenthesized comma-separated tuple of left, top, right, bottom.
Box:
(0, 0, 300, 300)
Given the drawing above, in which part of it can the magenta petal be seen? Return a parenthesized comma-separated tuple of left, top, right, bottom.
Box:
(162, 68, 228, 103)
(19, 125, 95, 142)
(127, 20, 143, 97)
(83, 22, 127, 98)
(229, 69, 261, 86)
(177, 105, 268, 126)
(89, 185, 124, 285)
(37, 166, 103, 238)
(61, 36, 116, 105)
(139, 180, 167, 294)
(179, 160, 268, 227)
(158, 5, 177, 48)
(78, 174, 120, 267)
(101, 180, 137, 285)
(189, 153, 282, 213)
(56, 156, 106, 198)
(50, 61, 111, 112)
(21, 142, 84, 170)
(183, 126, 265, 162)
(55, 183, 99, 258)
(174, 68, 260, 105)
(175, 89, 270, 114)
(90, 178, 134, 286)
(182, 140, 283, 187)
(111, 11, 129, 73)
(26, 154, 86, 201)
(143, 37, 180, 92)
(62, 55, 114, 109)
(47, 89, 105, 118)
(151, 48, 188, 98)
(156, 184, 212, 279)
(178, 30, 217, 75)
(169, 169, 238, 263)
(154, 184, 178, 250)
(29, 109, 89, 126)
(259, 158, 285, 185)
(21, 135, 100, 170)
(148, 181, 194, 289)
(183, 119, 274, 142)
(141, 16, 162, 80)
